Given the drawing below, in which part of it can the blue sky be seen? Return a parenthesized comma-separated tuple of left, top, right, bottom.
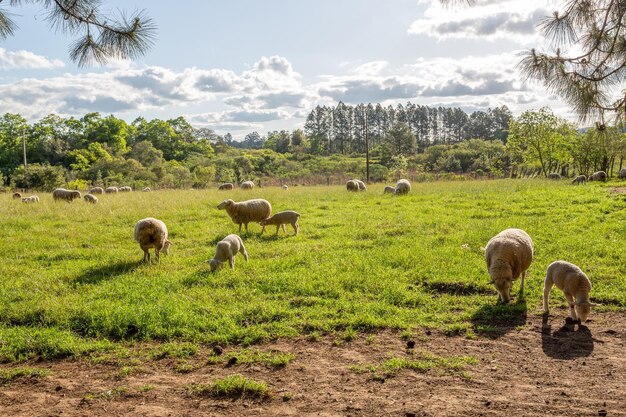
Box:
(0, 0, 571, 139)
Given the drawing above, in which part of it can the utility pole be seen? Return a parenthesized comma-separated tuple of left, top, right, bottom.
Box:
(22, 127, 28, 172)
(364, 109, 370, 183)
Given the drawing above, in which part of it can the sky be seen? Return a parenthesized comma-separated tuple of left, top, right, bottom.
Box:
(0, 0, 572, 139)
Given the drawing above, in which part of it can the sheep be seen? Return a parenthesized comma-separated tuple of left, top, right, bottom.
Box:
(485, 228, 534, 303)
(240, 181, 255, 190)
(282, 185, 289, 190)
(394, 179, 411, 195)
(588, 170, 607, 182)
(134, 217, 172, 264)
(12, 192, 22, 199)
(84, 194, 98, 204)
(21, 196, 39, 203)
(208, 234, 248, 272)
(346, 180, 359, 192)
(52, 188, 81, 202)
(143, 187, 151, 192)
(571, 175, 587, 185)
(217, 198, 272, 233)
(259, 210, 300, 236)
(105, 186, 119, 194)
(543, 260, 597, 323)
(119, 186, 132, 192)
(88, 187, 104, 194)
(383, 186, 396, 194)
(218, 183, 234, 190)
(548, 172, 562, 180)
(355, 179, 367, 191)
(619, 168, 626, 179)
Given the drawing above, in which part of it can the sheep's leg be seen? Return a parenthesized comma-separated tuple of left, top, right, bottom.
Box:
(240, 246, 249, 261)
(543, 275, 554, 313)
(519, 270, 526, 294)
(260, 224, 266, 234)
(275, 225, 280, 235)
(238, 223, 243, 233)
(564, 293, 577, 320)
(293, 222, 299, 235)
(143, 250, 150, 263)
(155, 249, 161, 264)
(229, 256, 235, 270)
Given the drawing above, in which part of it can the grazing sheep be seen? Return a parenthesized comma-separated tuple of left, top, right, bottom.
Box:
(209, 234, 248, 272)
(383, 186, 396, 194)
(88, 187, 104, 194)
(543, 260, 597, 323)
(12, 192, 22, 199)
(282, 185, 289, 190)
(105, 186, 119, 194)
(119, 186, 132, 192)
(218, 183, 234, 190)
(52, 188, 82, 202)
(84, 194, 98, 204)
(217, 198, 272, 233)
(346, 180, 359, 192)
(485, 228, 534, 303)
(134, 217, 172, 264)
(571, 175, 587, 185)
(21, 196, 39, 203)
(394, 179, 411, 195)
(143, 187, 151, 192)
(240, 181, 255, 190)
(619, 168, 626, 179)
(260, 210, 300, 236)
(355, 179, 367, 191)
(548, 173, 561, 180)
(588, 170, 607, 182)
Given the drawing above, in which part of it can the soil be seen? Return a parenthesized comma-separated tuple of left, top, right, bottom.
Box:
(1, 311, 625, 417)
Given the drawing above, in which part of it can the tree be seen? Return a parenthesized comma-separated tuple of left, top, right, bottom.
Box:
(381, 122, 416, 165)
(0, 1, 156, 66)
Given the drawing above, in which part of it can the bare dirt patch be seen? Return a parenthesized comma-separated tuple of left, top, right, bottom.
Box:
(609, 187, 626, 194)
(1, 311, 625, 416)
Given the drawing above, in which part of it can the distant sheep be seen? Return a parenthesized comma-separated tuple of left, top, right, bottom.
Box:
(119, 186, 132, 192)
(346, 180, 359, 192)
(52, 188, 81, 202)
(588, 171, 607, 182)
(355, 179, 367, 191)
(84, 194, 98, 204)
(548, 173, 561, 180)
(282, 185, 289, 190)
(217, 198, 272, 233)
(485, 228, 534, 303)
(88, 187, 104, 194)
(260, 210, 300, 236)
(12, 192, 22, 199)
(105, 186, 119, 194)
(394, 179, 411, 195)
(143, 187, 151, 192)
(21, 195, 39, 203)
(543, 260, 597, 323)
(572, 175, 586, 185)
(619, 168, 626, 179)
(218, 183, 234, 190)
(209, 234, 248, 272)
(134, 217, 172, 264)
(240, 181, 255, 190)
(383, 186, 396, 194)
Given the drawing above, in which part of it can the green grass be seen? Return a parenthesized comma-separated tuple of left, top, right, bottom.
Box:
(187, 374, 270, 399)
(1, 180, 625, 360)
(0, 366, 50, 384)
(349, 352, 477, 379)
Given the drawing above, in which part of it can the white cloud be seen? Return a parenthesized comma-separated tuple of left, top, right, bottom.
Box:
(0, 48, 64, 70)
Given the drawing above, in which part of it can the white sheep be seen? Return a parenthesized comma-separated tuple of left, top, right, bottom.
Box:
(543, 260, 597, 323)
(217, 198, 272, 233)
(619, 168, 626, 179)
(12, 192, 22, 199)
(240, 181, 255, 190)
(88, 187, 104, 194)
(119, 186, 132, 192)
(21, 195, 39, 203)
(143, 187, 151, 192)
(346, 180, 359, 192)
(282, 185, 289, 190)
(259, 210, 300, 236)
(209, 234, 248, 272)
(589, 170, 607, 182)
(383, 186, 396, 194)
(485, 228, 534, 303)
(52, 188, 82, 202)
(84, 194, 98, 204)
(571, 175, 586, 185)
(355, 179, 367, 191)
(218, 183, 234, 190)
(105, 186, 119, 194)
(134, 217, 172, 264)
(394, 179, 411, 195)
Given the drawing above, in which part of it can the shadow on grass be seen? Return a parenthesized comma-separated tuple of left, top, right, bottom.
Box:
(72, 260, 143, 286)
(423, 280, 493, 296)
(541, 314, 594, 359)
(471, 295, 527, 338)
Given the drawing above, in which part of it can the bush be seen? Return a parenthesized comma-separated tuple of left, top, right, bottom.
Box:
(10, 164, 65, 191)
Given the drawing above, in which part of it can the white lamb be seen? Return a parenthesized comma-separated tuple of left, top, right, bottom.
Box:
(88, 187, 104, 194)
(105, 186, 119, 194)
(119, 186, 132, 192)
(84, 194, 98, 204)
(21, 195, 39, 203)
(346, 180, 359, 192)
(383, 186, 396, 194)
(485, 228, 534, 303)
(134, 217, 172, 264)
(143, 187, 151, 192)
(543, 260, 597, 323)
(52, 188, 81, 202)
(259, 210, 300, 236)
(355, 179, 367, 191)
(394, 179, 411, 195)
(209, 234, 248, 272)
(572, 175, 586, 185)
(217, 198, 272, 233)
(240, 181, 255, 190)
(282, 185, 289, 190)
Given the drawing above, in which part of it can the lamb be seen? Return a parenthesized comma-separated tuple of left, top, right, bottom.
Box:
(282, 185, 289, 190)
(134, 217, 172, 264)
(119, 186, 132, 192)
(543, 260, 597, 323)
(588, 170, 607, 182)
(208, 234, 248, 272)
(572, 175, 586, 185)
(218, 183, 234, 190)
(346, 180, 359, 191)
(143, 187, 151, 192)
(259, 210, 300, 236)
(394, 179, 411, 195)
(21, 195, 39, 203)
(217, 198, 272, 233)
(240, 181, 255, 190)
(355, 179, 367, 191)
(485, 228, 534, 303)
(12, 192, 22, 199)
(105, 186, 119, 194)
(84, 194, 98, 204)
(383, 186, 396, 194)
(619, 168, 626, 179)
(548, 173, 561, 180)
(88, 187, 104, 194)
(52, 188, 81, 202)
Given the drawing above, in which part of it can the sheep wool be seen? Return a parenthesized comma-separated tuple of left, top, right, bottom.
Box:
(548, 173, 561, 180)
(543, 260, 595, 323)
(218, 183, 234, 190)
(119, 186, 132, 192)
(21, 196, 39, 203)
(572, 175, 586, 185)
(394, 179, 411, 195)
(209, 234, 248, 272)
(105, 186, 119, 194)
(84, 194, 98, 204)
(12, 192, 22, 199)
(383, 186, 395, 194)
(619, 168, 626, 179)
(485, 228, 534, 303)
(52, 188, 82, 202)
(134, 217, 172, 264)
(589, 171, 607, 182)
(240, 181, 255, 190)
(88, 187, 104, 194)
(346, 180, 359, 192)
(260, 210, 300, 236)
(217, 198, 272, 233)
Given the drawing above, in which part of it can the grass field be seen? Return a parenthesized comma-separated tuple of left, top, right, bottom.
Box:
(1, 179, 625, 362)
